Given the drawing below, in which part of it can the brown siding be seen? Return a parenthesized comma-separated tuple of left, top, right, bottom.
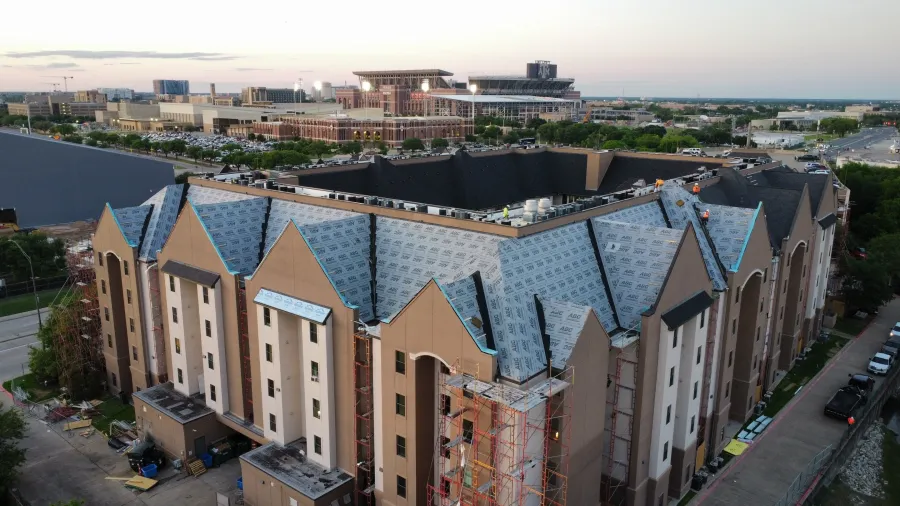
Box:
(245, 223, 358, 476)
(157, 206, 246, 420)
(134, 396, 188, 458)
(630, 224, 711, 504)
(567, 312, 610, 506)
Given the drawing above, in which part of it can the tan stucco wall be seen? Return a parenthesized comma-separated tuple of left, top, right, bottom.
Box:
(630, 224, 712, 505)
(134, 395, 187, 458)
(240, 460, 354, 506)
(157, 206, 246, 420)
(245, 223, 358, 476)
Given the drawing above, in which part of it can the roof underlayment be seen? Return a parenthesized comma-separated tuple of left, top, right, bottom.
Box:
(441, 276, 491, 353)
(601, 201, 668, 228)
(541, 298, 591, 369)
(110, 204, 151, 248)
(660, 186, 728, 291)
(698, 202, 758, 272)
(193, 197, 268, 275)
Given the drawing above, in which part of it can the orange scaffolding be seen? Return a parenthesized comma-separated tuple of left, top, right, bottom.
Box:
(55, 247, 105, 396)
(428, 360, 573, 506)
(354, 328, 375, 505)
(601, 341, 639, 506)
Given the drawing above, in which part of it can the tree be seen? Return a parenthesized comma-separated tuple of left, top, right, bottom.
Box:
(819, 117, 859, 137)
(840, 257, 893, 312)
(658, 134, 699, 153)
(62, 134, 83, 144)
(465, 134, 477, 142)
(402, 137, 425, 151)
(431, 138, 449, 150)
(186, 146, 202, 163)
(341, 141, 362, 155)
(481, 126, 500, 144)
(377, 142, 389, 155)
(51, 123, 76, 136)
(0, 402, 26, 493)
(634, 134, 661, 151)
(639, 125, 668, 137)
(526, 117, 547, 129)
(159, 141, 172, 158)
(85, 138, 99, 147)
(602, 140, 628, 150)
(169, 139, 187, 159)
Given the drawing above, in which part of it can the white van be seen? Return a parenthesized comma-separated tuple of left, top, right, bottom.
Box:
(681, 148, 703, 156)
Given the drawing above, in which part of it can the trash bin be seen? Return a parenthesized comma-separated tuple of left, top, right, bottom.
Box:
(200, 453, 213, 468)
(141, 464, 158, 479)
(237, 477, 243, 490)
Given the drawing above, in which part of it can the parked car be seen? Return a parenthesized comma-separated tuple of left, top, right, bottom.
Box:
(880, 343, 899, 359)
(824, 385, 867, 420)
(795, 154, 818, 161)
(127, 441, 166, 473)
(851, 247, 868, 260)
(890, 322, 900, 339)
(868, 352, 892, 375)
(882, 338, 900, 358)
(848, 374, 875, 395)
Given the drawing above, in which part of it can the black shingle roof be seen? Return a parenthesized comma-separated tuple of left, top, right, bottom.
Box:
(0, 132, 173, 227)
(596, 156, 715, 194)
(747, 168, 829, 218)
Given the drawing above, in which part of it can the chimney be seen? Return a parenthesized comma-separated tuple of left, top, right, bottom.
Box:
(210, 83, 216, 98)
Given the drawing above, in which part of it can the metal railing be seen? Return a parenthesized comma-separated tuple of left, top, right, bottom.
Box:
(772, 445, 833, 506)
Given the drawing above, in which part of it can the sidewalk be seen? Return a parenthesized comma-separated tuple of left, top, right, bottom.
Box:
(693, 298, 900, 505)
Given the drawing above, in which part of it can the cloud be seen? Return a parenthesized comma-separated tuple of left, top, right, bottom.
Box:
(4, 50, 237, 61)
(1, 62, 83, 71)
(235, 67, 274, 72)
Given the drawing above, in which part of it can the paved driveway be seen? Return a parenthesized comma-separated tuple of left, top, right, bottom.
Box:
(695, 297, 900, 505)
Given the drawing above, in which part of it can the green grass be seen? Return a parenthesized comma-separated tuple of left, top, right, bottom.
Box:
(0, 287, 66, 318)
(676, 490, 697, 506)
(833, 317, 870, 337)
(91, 395, 135, 435)
(1, 373, 59, 402)
(762, 336, 849, 418)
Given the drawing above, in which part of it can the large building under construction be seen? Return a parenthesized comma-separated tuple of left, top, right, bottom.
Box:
(91, 148, 839, 506)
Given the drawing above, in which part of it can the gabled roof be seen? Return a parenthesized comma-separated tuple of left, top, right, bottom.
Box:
(108, 204, 152, 248)
(698, 202, 759, 272)
(139, 184, 184, 260)
(264, 199, 360, 255)
(601, 201, 668, 228)
(591, 219, 683, 330)
(440, 276, 493, 354)
(192, 197, 268, 275)
(541, 298, 591, 369)
(746, 168, 829, 219)
(660, 187, 727, 290)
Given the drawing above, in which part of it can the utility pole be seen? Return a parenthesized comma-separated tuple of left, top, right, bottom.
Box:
(9, 240, 43, 331)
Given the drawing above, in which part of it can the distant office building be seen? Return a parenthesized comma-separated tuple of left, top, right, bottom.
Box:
(468, 60, 576, 98)
(337, 69, 455, 116)
(254, 115, 471, 145)
(74, 90, 108, 104)
(587, 106, 656, 123)
(241, 87, 300, 105)
(152, 80, 190, 96)
(98, 88, 135, 101)
(8, 95, 105, 117)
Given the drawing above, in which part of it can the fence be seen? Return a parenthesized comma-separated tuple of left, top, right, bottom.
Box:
(0, 274, 69, 300)
(773, 351, 900, 506)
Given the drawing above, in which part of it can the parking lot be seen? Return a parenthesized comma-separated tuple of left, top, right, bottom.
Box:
(696, 297, 900, 506)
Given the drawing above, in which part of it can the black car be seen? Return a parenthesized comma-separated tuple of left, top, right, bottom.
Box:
(795, 154, 819, 161)
(127, 441, 166, 473)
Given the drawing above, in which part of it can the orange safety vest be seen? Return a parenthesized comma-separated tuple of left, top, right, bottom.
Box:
(692, 184, 701, 194)
(702, 211, 710, 220)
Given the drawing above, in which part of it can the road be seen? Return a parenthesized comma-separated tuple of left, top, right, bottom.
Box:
(822, 126, 897, 159)
(0, 310, 41, 383)
(695, 297, 900, 506)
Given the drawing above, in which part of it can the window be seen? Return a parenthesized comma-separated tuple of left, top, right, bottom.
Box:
(265, 343, 272, 362)
(208, 352, 214, 370)
(132, 346, 138, 361)
(760, 301, 764, 313)
(783, 280, 788, 294)
(101, 279, 106, 294)
(263, 307, 271, 326)
(98, 253, 103, 266)
(780, 306, 784, 320)
(673, 328, 679, 348)
(397, 476, 407, 499)
(728, 350, 733, 367)
(696, 346, 702, 364)
(104, 307, 110, 321)
(441, 394, 451, 416)
(690, 416, 696, 434)
(268, 379, 275, 398)
(396, 435, 406, 458)
(123, 261, 129, 275)
(129, 318, 135, 332)
(202, 287, 209, 304)
(311, 361, 319, 379)
(127, 289, 133, 304)
(753, 355, 757, 369)
(700, 310, 705, 329)
(314, 435, 322, 455)
(111, 372, 117, 387)
(666, 405, 671, 424)
(669, 367, 675, 387)
(313, 398, 321, 419)
(205, 319, 211, 337)
(441, 437, 451, 459)
(735, 289, 740, 303)
(663, 442, 669, 461)
(210, 385, 217, 401)
(395, 350, 406, 374)
(731, 319, 736, 335)
(396, 394, 406, 416)
(177, 368, 183, 384)
(756, 327, 760, 342)
(309, 322, 318, 343)
(172, 307, 178, 323)
(693, 381, 699, 400)
(463, 388, 474, 399)
(725, 381, 730, 398)
(463, 419, 474, 444)
(107, 334, 112, 348)
(175, 338, 181, 354)
(269, 414, 277, 432)
(169, 275, 175, 292)
(763, 268, 768, 283)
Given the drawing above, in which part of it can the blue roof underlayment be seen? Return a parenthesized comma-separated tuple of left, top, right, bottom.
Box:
(254, 288, 331, 325)
(660, 186, 727, 290)
(193, 198, 268, 275)
(601, 201, 668, 228)
(139, 184, 184, 260)
(541, 298, 591, 369)
(109, 204, 152, 248)
(440, 276, 493, 354)
(697, 202, 758, 272)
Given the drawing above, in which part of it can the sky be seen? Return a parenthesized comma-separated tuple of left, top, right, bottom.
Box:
(1, 0, 898, 99)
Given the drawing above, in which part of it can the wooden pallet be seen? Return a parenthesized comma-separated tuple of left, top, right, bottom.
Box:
(187, 458, 207, 477)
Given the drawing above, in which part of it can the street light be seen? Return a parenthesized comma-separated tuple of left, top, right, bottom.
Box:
(294, 79, 304, 114)
(469, 84, 477, 138)
(362, 81, 372, 120)
(421, 79, 430, 118)
(9, 240, 42, 330)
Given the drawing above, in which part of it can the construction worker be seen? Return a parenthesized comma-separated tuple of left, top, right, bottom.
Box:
(655, 179, 664, 190)
(692, 183, 701, 195)
(503, 206, 509, 220)
(701, 209, 710, 223)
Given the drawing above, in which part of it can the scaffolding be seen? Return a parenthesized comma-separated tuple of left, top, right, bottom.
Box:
(146, 263, 168, 383)
(601, 341, 639, 506)
(55, 246, 105, 398)
(428, 359, 573, 506)
(237, 284, 254, 423)
(353, 327, 375, 505)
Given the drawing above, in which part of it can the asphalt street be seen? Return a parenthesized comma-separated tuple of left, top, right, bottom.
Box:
(0, 310, 41, 383)
(822, 126, 897, 159)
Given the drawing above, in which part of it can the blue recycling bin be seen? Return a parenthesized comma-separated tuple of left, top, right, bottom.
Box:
(200, 453, 213, 468)
(237, 477, 243, 490)
(141, 464, 158, 478)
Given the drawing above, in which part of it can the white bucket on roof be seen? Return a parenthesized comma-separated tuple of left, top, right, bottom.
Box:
(538, 198, 552, 213)
(524, 199, 538, 213)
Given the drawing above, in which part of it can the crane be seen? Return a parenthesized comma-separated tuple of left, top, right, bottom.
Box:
(42, 76, 75, 91)
(40, 82, 61, 93)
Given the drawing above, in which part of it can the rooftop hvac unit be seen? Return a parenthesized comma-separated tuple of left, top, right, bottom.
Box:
(537, 214, 548, 221)
(385, 200, 394, 208)
(337, 194, 346, 201)
(365, 197, 377, 205)
(416, 204, 428, 213)
(538, 198, 552, 214)
(573, 203, 584, 211)
(328, 193, 336, 199)
(438, 209, 447, 216)
(395, 201, 405, 210)
(524, 199, 539, 214)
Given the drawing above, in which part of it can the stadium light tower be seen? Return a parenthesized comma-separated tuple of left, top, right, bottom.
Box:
(469, 84, 478, 130)
(362, 81, 372, 120)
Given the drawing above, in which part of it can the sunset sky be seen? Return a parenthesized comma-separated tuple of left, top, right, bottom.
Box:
(2, 0, 898, 98)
